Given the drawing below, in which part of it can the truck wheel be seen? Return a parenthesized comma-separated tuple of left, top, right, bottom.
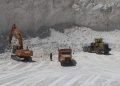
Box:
(24, 57, 32, 62)
(61, 62, 64, 66)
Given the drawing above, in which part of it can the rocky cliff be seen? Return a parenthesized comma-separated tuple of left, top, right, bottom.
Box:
(1, 0, 120, 32)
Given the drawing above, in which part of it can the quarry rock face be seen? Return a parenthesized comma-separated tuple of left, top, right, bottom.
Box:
(0, 0, 120, 52)
(0, 0, 120, 33)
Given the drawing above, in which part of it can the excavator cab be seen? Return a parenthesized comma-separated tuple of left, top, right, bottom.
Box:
(95, 38, 103, 43)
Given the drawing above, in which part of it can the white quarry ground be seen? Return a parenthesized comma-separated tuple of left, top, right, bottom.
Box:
(1, 27, 120, 86)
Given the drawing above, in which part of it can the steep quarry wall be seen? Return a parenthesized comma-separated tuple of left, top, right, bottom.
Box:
(0, 0, 120, 53)
(0, 0, 120, 34)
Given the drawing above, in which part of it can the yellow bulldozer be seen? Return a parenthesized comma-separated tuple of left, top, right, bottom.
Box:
(83, 38, 111, 54)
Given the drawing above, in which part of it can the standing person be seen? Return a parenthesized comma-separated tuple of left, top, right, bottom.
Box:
(9, 24, 23, 53)
(50, 53, 53, 61)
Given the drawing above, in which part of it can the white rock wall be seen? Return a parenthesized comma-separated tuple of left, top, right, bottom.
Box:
(0, 0, 120, 33)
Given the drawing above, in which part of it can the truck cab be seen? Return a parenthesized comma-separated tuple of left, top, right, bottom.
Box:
(58, 48, 76, 66)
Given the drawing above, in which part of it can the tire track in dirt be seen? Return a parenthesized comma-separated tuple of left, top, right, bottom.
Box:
(62, 76, 82, 86)
(48, 75, 68, 86)
(80, 75, 99, 86)
(0, 61, 52, 86)
(11, 74, 46, 86)
(0, 77, 26, 86)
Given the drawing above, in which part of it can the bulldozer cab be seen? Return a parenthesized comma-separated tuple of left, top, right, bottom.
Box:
(95, 38, 103, 43)
(95, 38, 104, 48)
(99, 38, 103, 43)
